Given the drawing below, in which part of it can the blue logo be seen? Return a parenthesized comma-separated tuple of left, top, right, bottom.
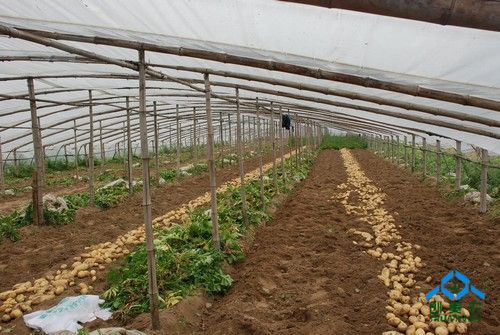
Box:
(425, 270, 486, 301)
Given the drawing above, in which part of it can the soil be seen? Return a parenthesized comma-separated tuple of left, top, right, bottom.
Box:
(0, 152, 274, 293)
(4, 149, 499, 334)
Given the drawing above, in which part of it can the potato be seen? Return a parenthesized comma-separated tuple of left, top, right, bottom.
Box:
(415, 329, 425, 335)
(9, 309, 22, 319)
(409, 307, 419, 316)
(397, 321, 408, 332)
(456, 323, 467, 334)
(406, 325, 416, 335)
(413, 322, 428, 331)
(1, 314, 10, 322)
(77, 270, 90, 278)
(435, 326, 448, 335)
(55, 286, 64, 295)
(388, 316, 401, 327)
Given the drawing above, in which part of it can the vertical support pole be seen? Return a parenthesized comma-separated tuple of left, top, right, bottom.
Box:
(169, 124, 173, 150)
(404, 136, 408, 167)
(455, 141, 462, 191)
(203, 73, 220, 250)
(294, 113, 299, 168)
(176, 105, 181, 174)
(138, 50, 160, 330)
(411, 134, 416, 172)
(74, 120, 78, 177)
(193, 107, 198, 164)
(99, 120, 105, 168)
(436, 139, 441, 184)
(64, 144, 68, 166)
(228, 114, 232, 164)
(396, 135, 400, 164)
(88, 90, 95, 206)
(279, 106, 285, 180)
(270, 102, 278, 192)
(13, 149, 18, 172)
(256, 98, 266, 212)
(235, 88, 248, 226)
(27, 78, 44, 225)
(422, 137, 427, 178)
(0, 137, 4, 194)
(153, 102, 160, 185)
(219, 112, 224, 167)
(123, 122, 127, 175)
(479, 148, 489, 213)
(126, 97, 133, 194)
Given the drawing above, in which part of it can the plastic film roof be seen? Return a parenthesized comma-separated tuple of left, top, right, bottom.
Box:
(0, 0, 499, 154)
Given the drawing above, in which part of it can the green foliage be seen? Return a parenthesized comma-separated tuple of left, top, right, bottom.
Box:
(321, 134, 368, 150)
(46, 159, 72, 172)
(160, 169, 178, 182)
(102, 150, 317, 316)
(186, 163, 208, 175)
(95, 183, 129, 209)
(4, 162, 34, 179)
(97, 169, 120, 182)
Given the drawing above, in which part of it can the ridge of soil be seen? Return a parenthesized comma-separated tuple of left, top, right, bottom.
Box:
(0, 153, 275, 293)
(353, 149, 499, 335)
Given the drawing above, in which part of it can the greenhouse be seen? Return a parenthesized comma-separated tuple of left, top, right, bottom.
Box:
(0, 1, 498, 334)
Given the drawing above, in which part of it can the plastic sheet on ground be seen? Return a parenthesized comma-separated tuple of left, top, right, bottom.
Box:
(23, 295, 112, 335)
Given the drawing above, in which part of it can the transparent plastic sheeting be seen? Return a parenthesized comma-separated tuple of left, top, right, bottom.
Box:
(0, 0, 498, 154)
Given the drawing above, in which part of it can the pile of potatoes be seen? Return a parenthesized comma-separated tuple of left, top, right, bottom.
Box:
(0, 150, 303, 323)
(336, 150, 471, 335)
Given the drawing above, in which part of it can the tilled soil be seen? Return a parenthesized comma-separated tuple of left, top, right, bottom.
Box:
(0, 153, 275, 293)
(353, 149, 499, 335)
(131, 149, 498, 335)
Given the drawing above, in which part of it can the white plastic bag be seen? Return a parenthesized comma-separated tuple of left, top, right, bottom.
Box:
(23, 295, 112, 335)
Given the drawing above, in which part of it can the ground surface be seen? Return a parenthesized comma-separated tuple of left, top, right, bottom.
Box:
(127, 149, 498, 335)
(3, 149, 499, 334)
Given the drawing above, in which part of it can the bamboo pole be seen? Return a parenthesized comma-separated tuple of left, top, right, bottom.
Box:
(228, 114, 232, 164)
(88, 90, 95, 206)
(235, 88, 248, 226)
(27, 78, 44, 225)
(411, 134, 416, 172)
(436, 139, 441, 184)
(219, 112, 224, 168)
(396, 135, 400, 164)
(295, 113, 299, 168)
(7, 25, 499, 112)
(0, 136, 4, 194)
(73, 120, 78, 177)
(204, 73, 220, 250)
(176, 105, 181, 174)
(153, 102, 160, 185)
(479, 148, 489, 213)
(403, 136, 408, 167)
(256, 99, 266, 212)
(193, 107, 198, 164)
(138, 50, 160, 330)
(422, 138, 427, 178)
(100, 120, 105, 168)
(270, 102, 278, 192)
(126, 97, 133, 193)
(279, 106, 285, 180)
(455, 141, 462, 191)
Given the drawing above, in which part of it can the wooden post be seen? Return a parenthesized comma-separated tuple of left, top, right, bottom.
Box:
(63, 144, 68, 166)
(479, 148, 489, 213)
(193, 107, 198, 164)
(204, 73, 221, 250)
(12, 149, 18, 173)
(74, 120, 79, 177)
(404, 136, 408, 167)
(235, 88, 248, 226)
(436, 139, 441, 184)
(396, 135, 400, 164)
(88, 90, 95, 206)
(153, 102, 160, 185)
(228, 114, 232, 164)
(100, 120, 105, 168)
(126, 97, 133, 193)
(0, 136, 4, 194)
(270, 102, 278, 192)
(176, 105, 181, 174)
(256, 98, 266, 212)
(279, 106, 285, 180)
(169, 124, 173, 150)
(219, 112, 224, 167)
(455, 141, 462, 191)
(138, 50, 160, 330)
(422, 137, 427, 178)
(411, 134, 416, 172)
(122, 123, 127, 175)
(295, 113, 299, 168)
(27, 78, 44, 225)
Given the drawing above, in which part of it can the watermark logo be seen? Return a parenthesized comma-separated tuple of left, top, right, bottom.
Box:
(425, 270, 486, 323)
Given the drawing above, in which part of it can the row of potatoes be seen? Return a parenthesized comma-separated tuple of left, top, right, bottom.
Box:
(0, 150, 301, 323)
(336, 149, 469, 335)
